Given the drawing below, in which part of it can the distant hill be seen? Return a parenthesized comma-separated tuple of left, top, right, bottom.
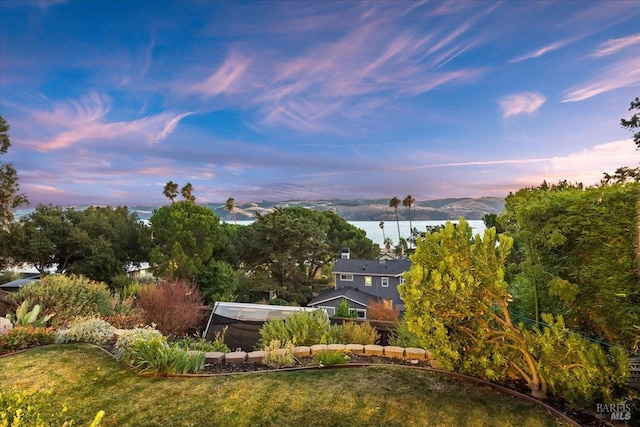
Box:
(204, 197, 505, 221)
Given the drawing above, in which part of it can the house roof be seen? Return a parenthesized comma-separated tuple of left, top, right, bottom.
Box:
(0, 277, 40, 290)
(333, 258, 411, 276)
(308, 286, 382, 307)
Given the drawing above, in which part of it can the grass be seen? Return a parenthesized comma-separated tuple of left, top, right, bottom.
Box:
(0, 344, 567, 427)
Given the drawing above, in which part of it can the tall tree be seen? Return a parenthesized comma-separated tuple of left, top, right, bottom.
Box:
(402, 195, 416, 248)
(383, 237, 393, 253)
(388, 196, 401, 252)
(225, 197, 236, 224)
(149, 201, 225, 280)
(621, 97, 640, 148)
(163, 181, 179, 203)
(0, 114, 28, 228)
(379, 221, 386, 244)
(180, 182, 195, 202)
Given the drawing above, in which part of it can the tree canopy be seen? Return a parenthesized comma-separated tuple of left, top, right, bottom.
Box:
(0, 114, 28, 228)
(621, 97, 640, 148)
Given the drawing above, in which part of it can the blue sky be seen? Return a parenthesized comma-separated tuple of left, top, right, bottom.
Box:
(1, 0, 639, 207)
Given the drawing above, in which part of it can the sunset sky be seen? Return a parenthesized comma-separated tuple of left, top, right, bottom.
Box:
(1, 0, 639, 207)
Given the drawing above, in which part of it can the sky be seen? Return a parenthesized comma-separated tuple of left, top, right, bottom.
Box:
(1, 0, 639, 207)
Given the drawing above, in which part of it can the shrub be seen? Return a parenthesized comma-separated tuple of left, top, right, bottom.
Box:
(0, 326, 56, 354)
(8, 275, 116, 326)
(137, 280, 205, 337)
(262, 339, 296, 369)
(259, 310, 329, 347)
(6, 300, 54, 327)
(312, 350, 351, 366)
(390, 318, 423, 348)
(334, 299, 355, 318)
(525, 314, 631, 407)
(120, 334, 205, 375)
(114, 327, 163, 360)
(55, 317, 116, 345)
(367, 301, 400, 321)
(0, 387, 105, 426)
(99, 312, 145, 329)
(174, 329, 230, 353)
(323, 321, 379, 345)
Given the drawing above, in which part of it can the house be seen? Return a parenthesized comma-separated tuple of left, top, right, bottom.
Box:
(308, 249, 411, 318)
(0, 274, 41, 292)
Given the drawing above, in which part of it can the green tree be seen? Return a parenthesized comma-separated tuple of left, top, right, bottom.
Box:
(399, 219, 548, 399)
(225, 197, 236, 224)
(149, 201, 226, 280)
(621, 96, 640, 148)
(388, 196, 401, 252)
(3, 205, 150, 284)
(402, 195, 416, 248)
(196, 260, 238, 304)
(163, 181, 179, 202)
(0, 114, 28, 228)
(322, 210, 379, 260)
(379, 221, 385, 243)
(180, 183, 195, 202)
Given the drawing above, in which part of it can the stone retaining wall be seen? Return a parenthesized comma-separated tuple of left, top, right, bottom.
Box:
(193, 344, 437, 366)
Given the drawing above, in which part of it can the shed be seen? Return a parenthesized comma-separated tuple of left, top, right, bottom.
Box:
(203, 302, 319, 351)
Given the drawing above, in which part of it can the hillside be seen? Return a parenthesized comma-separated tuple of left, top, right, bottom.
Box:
(207, 197, 505, 221)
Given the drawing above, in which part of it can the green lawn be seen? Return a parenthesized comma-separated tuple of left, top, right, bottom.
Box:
(0, 344, 567, 427)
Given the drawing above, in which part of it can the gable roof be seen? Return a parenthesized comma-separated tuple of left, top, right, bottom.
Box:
(308, 286, 382, 307)
(333, 258, 411, 276)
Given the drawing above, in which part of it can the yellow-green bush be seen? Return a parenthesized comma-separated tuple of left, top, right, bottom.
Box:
(322, 321, 379, 345)
(8, 275, 129, 326)
(0, 388, 104, 426)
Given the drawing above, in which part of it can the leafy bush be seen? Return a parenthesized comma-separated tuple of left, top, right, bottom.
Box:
(322, 321, 379, 345)
(6, 300, 54, 327)
(55, 317, 116, 345)
(367, 301, 400, 321)
(119, 334, 205, 375)
(114, 327, 163, 360)
(262, 339, 296, 369)
(312, 350, 351, 366)
(390, 318, 423, 348)
(99, 312, 145, 329)
(8, 275, 118, 326)
(0, 387, 105, 427)
(334, 299, 355, 318)
(259, 310, 329, 347)
(137, 280, 205, 337)
(0, 326, 56, 354)
(524, 314, 631, 407)
(174, 329, 230, 353)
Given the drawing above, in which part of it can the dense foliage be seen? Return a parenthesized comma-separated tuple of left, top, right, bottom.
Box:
(0, 114, 28, 231)
(2, 205, 150, 285)
(259, 310, 330, 347)
(149, 201, 226, 280)
(500, 181, 640, 351)
(400, 218, 633, 406)
(0, 326, 56, 354)
(7, 275, 130, 326)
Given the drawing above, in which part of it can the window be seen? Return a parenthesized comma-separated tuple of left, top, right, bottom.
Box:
(349, 308, 367, 319)
(340, 274, 353, 281)
(365, 276, 372, 286)
(381, 277, 389, 287)
(319, 306, 335, 316)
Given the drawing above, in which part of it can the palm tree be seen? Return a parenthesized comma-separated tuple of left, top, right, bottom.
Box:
(181, 183, 196, 202)
(384, 237, 393, 253)
(226, 197, 236, 224)
(403, 194, 416, 248)
(379, 221, 386, 244)
(389, 196, 401, 245)
(163, 181, 179, 203)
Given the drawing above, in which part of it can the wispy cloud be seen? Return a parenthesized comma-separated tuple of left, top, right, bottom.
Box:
(24, 92, 192, 151)
(509, 40, 571, 63)
(591, 33, 640, 57)
(499, 92, 546, 118)
(185, 54, 250, 97)
(563, 57, 640, 102)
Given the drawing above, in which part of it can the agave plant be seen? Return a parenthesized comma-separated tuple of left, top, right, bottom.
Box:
(7, 300, 55, 327)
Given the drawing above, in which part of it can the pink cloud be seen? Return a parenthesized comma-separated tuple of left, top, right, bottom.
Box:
(563, 57, 640, 102)
(592, 33, 640, 57)
(187, 54, 250, 97)
(499, 92, 546, 118)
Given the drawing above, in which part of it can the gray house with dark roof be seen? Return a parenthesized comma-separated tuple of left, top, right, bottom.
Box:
(308, 253, 411, 318)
